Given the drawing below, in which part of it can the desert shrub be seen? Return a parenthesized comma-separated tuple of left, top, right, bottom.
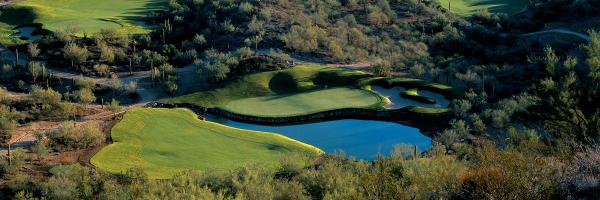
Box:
(41, 165, 91, 200)
(459, 144, 560, 199)
(561, 148, 600, 198)
(46, 122, 104, 150)
(273, 180, 310, 200)
(195, 50, 238, 82)
(93, 64, 111, 77)
(30, 86, 62, 111)
(74, 88, 96, 104)
(98, 42, 115, 63)
(74, 75, 96, 89)
(8, 173, 32, 192)
(0, 87, 9, 104)
(390, 144, 419, 160)
(371, 62, 392, 77)
(230, 166, 275, 199)
(80, 122, 104, 148)
(400, 156, 467, 199)
(0, 148, 28, 175)
(126, 81, 138, 96)
(275, 157, 304, 180)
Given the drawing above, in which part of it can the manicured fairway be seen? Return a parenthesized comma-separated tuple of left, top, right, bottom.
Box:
(223, 88, 381, 117)
(0, 0, 166, 38)
(91, 108, 322, 179)
(171, 65, 385, 117)
(436, 0, 528, 15)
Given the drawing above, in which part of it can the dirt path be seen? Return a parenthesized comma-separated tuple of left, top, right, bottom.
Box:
(1, 47, 372, 154)
(522, 28, 591, 42)
(45, 64, 202, 105)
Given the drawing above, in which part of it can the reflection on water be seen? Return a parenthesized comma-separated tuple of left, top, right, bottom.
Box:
(370, 86, 450, 109)
(205, 115, 432, 160)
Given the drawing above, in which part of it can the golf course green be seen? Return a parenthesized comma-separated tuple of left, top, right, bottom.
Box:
(91, 108, 322, 179)
(0, 0, 166, 43)
(222, 88, 381, 117)
(171, 65, 387, 117)
(436, 0, 528, 15)
(171, 65, 458, 117)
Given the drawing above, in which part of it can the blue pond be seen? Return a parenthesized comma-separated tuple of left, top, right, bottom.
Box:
(205, 115, 432, 160)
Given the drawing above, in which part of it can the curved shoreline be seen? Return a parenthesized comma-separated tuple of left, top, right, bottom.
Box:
(146, 102, 453, 135)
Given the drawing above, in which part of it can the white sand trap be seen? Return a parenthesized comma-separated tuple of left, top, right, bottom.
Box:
(371, 86, 450, 109)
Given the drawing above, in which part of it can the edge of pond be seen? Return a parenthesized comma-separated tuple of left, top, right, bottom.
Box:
(146, 102, 453, 136)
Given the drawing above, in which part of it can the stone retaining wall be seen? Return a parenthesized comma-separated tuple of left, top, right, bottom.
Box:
(146, 102, 452, 134)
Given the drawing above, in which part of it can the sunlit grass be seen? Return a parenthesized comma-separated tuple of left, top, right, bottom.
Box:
(91, 108, 322, 179)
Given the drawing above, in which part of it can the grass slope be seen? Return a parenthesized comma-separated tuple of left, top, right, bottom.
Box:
(436, 0, 528, 15)
(224, 88, 380, 117)
(0, 0, 166, 42)
(91, 108, 322, 179)
(171, 65, 385, 117)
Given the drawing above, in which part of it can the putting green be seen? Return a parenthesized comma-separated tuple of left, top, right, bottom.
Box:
(0, 0, 166, 43)
(171, 65, 386, 117)
(436, 0, 528, 15)
(91, 108, 322, 179)
(223, 88, 381, 117)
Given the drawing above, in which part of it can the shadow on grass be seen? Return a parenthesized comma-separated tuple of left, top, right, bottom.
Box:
(469, 0, 528, 14)
(0, 6, 37, 26)
(313, 70, 371, 87)
(119, 0, 168, 24)
(269, 72, 302, 94)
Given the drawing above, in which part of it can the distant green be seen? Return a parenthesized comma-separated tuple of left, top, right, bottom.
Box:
(0, 0, 166, 44)
(91, 108, 322, 179)
(436, 0, 528, 15)
(171, 65, 386, 117)
(223, 88, 380, 117)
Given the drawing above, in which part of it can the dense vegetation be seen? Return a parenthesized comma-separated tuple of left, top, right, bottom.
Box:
(0, 0, 599, 199)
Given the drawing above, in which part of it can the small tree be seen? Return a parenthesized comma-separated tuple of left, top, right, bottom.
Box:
(0, 113, 17, 158)
(74, 75, 96, 89)
(31, 140, 48, 162)
(61, 102, 78, 122)
(27, 43, 40, 59)
(28, 61, 42, 84)
(164, 80, 178, 95)
(371, 61, 392, 77)
(30, 86, 62, 113)
(80, 122, 103, 148)
(126, 81, 138, 96)
(63, 43, 90, 71)
(108, 76, 122, 97)
(0, 87, 10, 104)
(108, 99, 122, 118)
(98, 41, 115, 63)
(75, 88, 96, 105)
(410, 64, 425, 78)
(93, 64, 111, 77)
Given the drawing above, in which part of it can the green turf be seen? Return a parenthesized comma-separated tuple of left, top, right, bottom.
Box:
(171, 65, 386, 117)
(223, 88, 381, 117)
(91, 108, 322, 179)
(0, 0, 166, 43)
(436, 0, 528, 15)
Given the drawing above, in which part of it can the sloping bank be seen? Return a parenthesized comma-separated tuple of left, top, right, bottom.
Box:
(146, 102, 453, 134)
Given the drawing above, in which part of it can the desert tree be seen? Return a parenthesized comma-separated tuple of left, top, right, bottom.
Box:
(27, 43, 40, 59)
(63, 43, 90, 71)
